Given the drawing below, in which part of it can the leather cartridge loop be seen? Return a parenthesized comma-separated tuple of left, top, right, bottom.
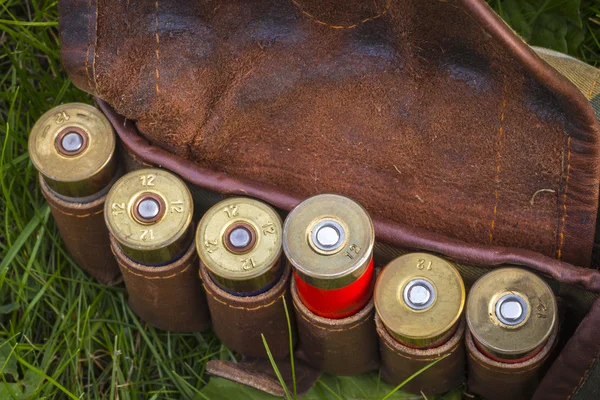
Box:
(291, 278, 380, 375)
(466, 323, 558, 400)
(200, 261, 296, 359)
(111, 236, 210, 332)
(40, 174, 121, 285)
(376, 314, 466, 396)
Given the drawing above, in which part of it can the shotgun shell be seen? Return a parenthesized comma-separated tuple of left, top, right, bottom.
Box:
(466, 268, 557, 362)
(105, 169, 194, 265)
(283, 194, 375, 319)
(375, 253, 465, 348)
(196, 197, 283, 295)
(29, 103, 117, 199)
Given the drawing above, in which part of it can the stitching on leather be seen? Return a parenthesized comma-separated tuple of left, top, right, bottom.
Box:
(587, 70, 600, 99)
(290, 0, 391, 30)
(557, 136, 572, 260)
(92, 0, 99, 94)
(52, 206, 103, 218)
(489, 73, 508, 244)
(114, 250, 194, 279)
(555, 64, 597, 260)
(297, 308, 372, 332)
(85, 0, 93, 90)
(383, 336, 460, 362)
(154, 0, 160, 94)
(567, 351, 600, 400)
(204, 285, 287, 311)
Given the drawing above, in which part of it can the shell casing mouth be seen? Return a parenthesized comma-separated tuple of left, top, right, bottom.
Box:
(374, 253, 465, 349)
(283, 194, 375, 290)
(29, 103, 117, 198)
(196, 197, 283, 294)
(105, 168, 193, 266)
(466, 267, 557, 361)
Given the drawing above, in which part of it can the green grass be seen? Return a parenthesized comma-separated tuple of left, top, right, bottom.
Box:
(0, 0, 599, 399)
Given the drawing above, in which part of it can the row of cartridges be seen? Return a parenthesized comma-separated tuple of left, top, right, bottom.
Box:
(29, 103, 558, 399)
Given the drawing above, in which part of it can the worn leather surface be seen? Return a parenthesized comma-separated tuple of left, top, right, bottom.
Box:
(59, 0, 600, 268)
(111, 235, 210, 332)
(466, 324, 558, 400)
(41, 174, 121, 285)
(200, 261, 295, 359)
(98, 101, 600, 296)
(376, 315, 465, 396)
(291, 278, 379, 375)
(206, 357, 320, 398)
(534, 297, 600, 400)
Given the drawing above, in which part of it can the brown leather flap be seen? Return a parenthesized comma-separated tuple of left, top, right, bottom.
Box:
(59, 0, 600, 268)
(97, 99, 600, 296)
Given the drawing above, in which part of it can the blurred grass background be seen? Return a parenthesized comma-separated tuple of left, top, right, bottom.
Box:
(0, 0, 599, 399)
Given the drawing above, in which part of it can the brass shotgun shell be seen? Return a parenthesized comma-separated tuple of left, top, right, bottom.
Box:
(105, 169, 193, 265)
(29, 103, 117, 198)
(283, 194, 374, 289)
(283, 194, 375, 318)
(375, 253, 465, 348)
(196, 197, 283, 294)
(466, 267, 557, 361)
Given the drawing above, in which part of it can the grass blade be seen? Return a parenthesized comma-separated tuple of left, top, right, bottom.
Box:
(261, 333, 292, 400)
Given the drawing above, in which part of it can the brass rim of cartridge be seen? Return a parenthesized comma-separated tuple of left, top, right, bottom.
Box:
(105, 168, 193, 265)
(374, 253, 465, 348)
(28, 103, 117, 198)
(196, 197, 283, 293)
(282, 194, 375, 290)
(466, 267, 557, 360)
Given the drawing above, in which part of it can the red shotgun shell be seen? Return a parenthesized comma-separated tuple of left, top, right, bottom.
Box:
(283, 194, 375, 319)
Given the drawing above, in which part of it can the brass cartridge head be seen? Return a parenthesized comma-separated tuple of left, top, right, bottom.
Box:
(105, 169, 193, 265)
(283, 194, 375, 290)
(374, 253, 465, 348)
(29, 103, 117, 198)
(466, 268, 557, 360)
(196, 197, 283, 293)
